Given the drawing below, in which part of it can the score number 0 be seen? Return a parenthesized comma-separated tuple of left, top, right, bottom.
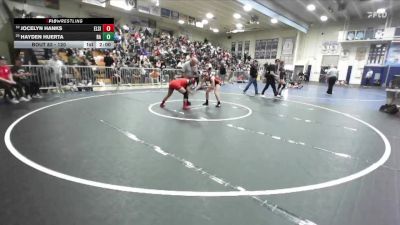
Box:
(102, 24, 115, 32)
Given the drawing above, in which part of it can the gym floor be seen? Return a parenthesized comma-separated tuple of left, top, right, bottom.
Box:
(0, 83, 399, 225)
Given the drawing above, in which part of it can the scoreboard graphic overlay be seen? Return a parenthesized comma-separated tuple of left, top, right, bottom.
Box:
(14, 18, 115, 49)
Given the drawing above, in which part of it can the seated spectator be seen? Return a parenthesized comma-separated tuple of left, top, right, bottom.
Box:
(12, 58, 42, 99)
(176, 60, 183, 69)
(0, 56, 21, 104)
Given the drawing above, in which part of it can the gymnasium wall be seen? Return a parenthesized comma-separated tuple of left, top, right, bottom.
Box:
(216, 28, 298, 66)
(219, 16, 393, 84)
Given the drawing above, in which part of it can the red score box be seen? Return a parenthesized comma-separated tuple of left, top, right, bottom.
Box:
(102, 24, 115, 32)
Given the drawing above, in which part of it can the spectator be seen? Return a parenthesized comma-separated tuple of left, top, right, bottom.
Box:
(365, 69, 373, 86)
(104, 51, 114, 79)
(0, 56, 20, 104)
(160, 60, 166, 70)
(47, 55, 65, 86)
(219, 63, 227, 84)
(12, 58, 42, 100)
(176, 60, 183, 69)
(243, 60, 259, 95)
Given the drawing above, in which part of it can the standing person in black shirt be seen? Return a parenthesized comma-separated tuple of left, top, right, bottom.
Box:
(261, 63, 278, 96)
(219, 63, 226, 84)
(160, 60, 166, 70)
(243, 60, 259, 95)
(103, 51, 114, 79)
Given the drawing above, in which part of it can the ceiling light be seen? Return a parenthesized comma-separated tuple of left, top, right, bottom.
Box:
(307, 4, 316, 11)
(206, 13, 214, 19)
(243, 4, 252, 11)
(231, 29, 245, 33)
(178, 20, 184, 24)
(233, 13, 241, 19)
(35, 15, 45, 18)
(377, 8, 386, 14)
(196, 21, 204, 28)
(271, 18, 278, 24)
(202, 19, 208, 25)
(213, 28, 219, 33)
(236, 23, 243, 28)
(320, 15, 328, 22)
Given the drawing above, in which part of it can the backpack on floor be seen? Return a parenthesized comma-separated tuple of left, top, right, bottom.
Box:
(379, 104, 399, 115)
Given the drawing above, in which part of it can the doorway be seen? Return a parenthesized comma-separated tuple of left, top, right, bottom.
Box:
(306, 65, 312, 81)
(346, 66, 353, 84)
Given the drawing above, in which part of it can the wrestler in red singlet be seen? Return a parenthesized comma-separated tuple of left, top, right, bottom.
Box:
(169, 78, 189, 90)
(160, 78, 195, 110)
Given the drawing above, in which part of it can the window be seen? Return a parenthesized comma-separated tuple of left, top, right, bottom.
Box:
(244, 41, 250, 55)
(254, 38, 279, 59)
(321, 55, 339, 67)
(368, 44, 388, 65)
(395, 27, 400, 37)
(237, 41, 243, 59)
(231, 42, 236, 53)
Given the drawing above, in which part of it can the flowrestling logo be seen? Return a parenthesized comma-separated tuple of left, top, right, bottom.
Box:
(367, 11, 387, 19)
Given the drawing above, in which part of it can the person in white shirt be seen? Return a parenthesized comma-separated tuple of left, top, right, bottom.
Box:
(176, 60, 183, 69)
(326, 65, 338, 95)
(365, 69, 374, 86)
